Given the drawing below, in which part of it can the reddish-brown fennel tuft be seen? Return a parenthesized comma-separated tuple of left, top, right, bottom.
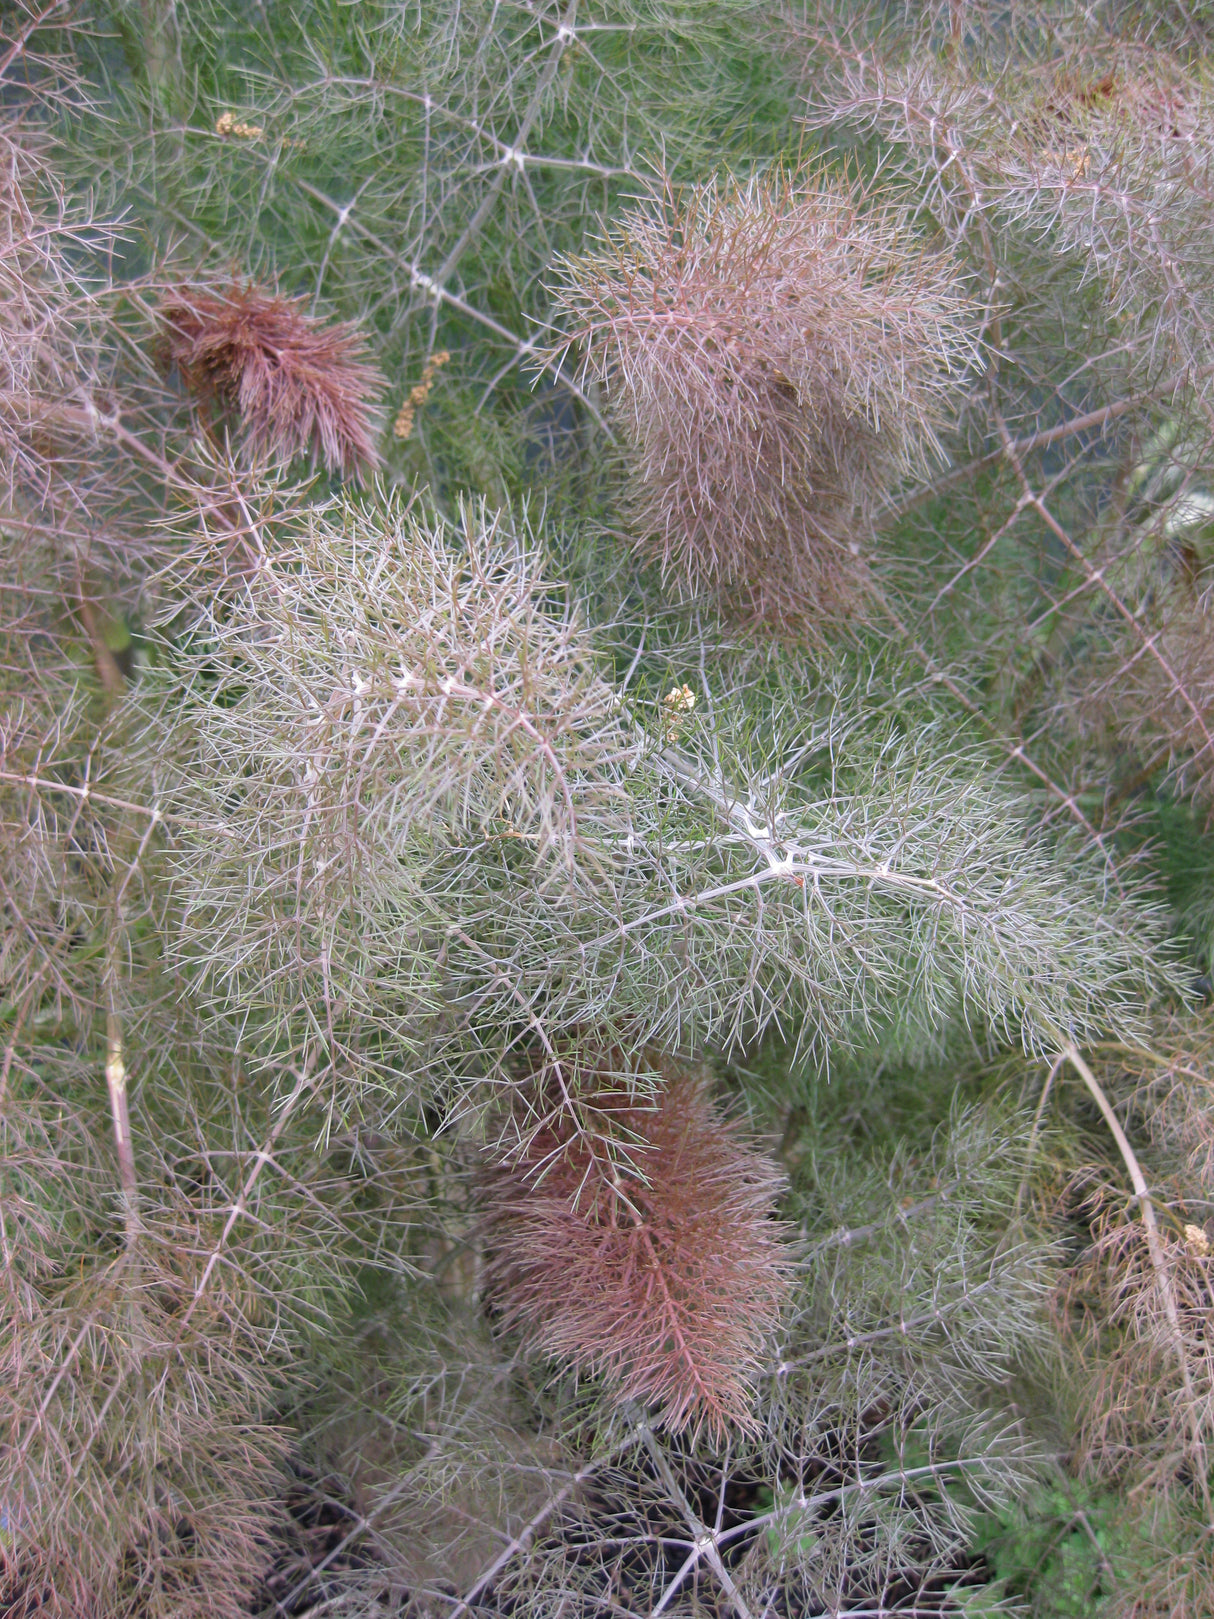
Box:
(483, 1063, 792, 1439)
(550, 169, 980, 634)
(160, 282, 384, 480)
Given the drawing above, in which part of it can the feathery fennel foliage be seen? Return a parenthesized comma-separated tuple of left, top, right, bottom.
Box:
(4, 1, 1214, 1615)
(160, 488, 1170, 1111)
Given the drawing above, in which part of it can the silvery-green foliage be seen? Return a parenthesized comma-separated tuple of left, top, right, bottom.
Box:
(7, 0, 1214, 1613)
(744, 1101, 1055, 1608)
(161, 490, 1173, 1139)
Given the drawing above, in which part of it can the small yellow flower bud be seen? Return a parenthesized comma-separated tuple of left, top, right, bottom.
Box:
(1184, 1222, 1210, 1257)
(394, 352, 451, 438)
(215, 112, 264, 139)
(661, 683, 697, 741)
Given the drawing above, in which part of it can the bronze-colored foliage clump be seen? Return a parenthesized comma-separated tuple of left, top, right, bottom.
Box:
(551, 169, 981, 632)
(160, 282, 384, 479)
(483, 1061, 791, 1439)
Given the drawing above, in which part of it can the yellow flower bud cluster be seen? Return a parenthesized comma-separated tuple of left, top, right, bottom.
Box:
(215, 111, 265, 139)
(662, 682, 697, 741)
(394, 350, 451, 440)
(1184, 1222, 1210, 1258)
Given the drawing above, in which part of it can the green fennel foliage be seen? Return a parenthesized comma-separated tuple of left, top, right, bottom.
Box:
(5, 2, 1214, 1617)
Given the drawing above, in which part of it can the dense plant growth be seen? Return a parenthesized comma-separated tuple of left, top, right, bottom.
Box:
(4, 2, 1214, 1615)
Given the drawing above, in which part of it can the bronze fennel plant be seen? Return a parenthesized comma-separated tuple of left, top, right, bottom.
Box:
(3, 3, 1214, 1617)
